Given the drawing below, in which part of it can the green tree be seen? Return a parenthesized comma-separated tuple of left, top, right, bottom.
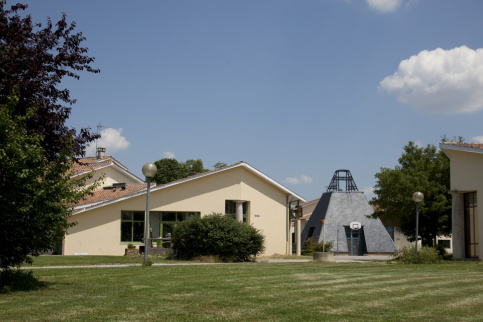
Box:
(370, 141, 453, 246)
(152, 158, 209, 184)
(184, 159, 208, 175)
(0, 4, 99, 269)
(213, 161, 227, 169)
(0, 98, 96, 268)
(152, 158, 190, 184)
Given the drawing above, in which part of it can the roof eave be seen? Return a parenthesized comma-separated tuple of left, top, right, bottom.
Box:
(440, 143, 483, 155)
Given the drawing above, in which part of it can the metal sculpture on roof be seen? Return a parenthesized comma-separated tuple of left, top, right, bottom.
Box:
(327, 169, 358, 192)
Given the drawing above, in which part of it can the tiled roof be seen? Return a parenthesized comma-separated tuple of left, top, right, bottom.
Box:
(72, 156, 114, 175)
(75, 183, 151, 210)
(71, 155, 143, 183)
(442, 142, 483, 149)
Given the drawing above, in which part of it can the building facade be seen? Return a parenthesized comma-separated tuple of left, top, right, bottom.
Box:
(441, 142, 482, 260)
(68, 158, 305, 256)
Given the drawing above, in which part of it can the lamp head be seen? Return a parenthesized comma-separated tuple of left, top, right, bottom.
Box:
(142, 162, 157, 179)
(412, 191, 424, 203)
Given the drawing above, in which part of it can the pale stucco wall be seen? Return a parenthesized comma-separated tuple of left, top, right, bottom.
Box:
(444, 148, 483, 259)
(82, 165, 141, 189)
(65, 166, 290, 256)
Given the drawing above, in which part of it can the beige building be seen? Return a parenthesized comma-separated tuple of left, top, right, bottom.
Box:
(441, 142, 482, 260)
(67, 156, 305, 256)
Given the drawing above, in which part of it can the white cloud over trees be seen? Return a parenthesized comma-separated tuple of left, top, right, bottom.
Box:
(366, 0, 402, 13)
(472, 136, 483, 143)
(162, 151, 176, 159)
(380, 46, 483, 114)
(86, 128, 130, 156)
(284, 175, 313, 185)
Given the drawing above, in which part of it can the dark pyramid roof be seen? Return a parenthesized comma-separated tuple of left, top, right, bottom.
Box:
(301, 191, 396, 253)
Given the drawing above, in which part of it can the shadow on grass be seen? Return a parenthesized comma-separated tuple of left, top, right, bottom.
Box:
(0, 269, 48, 293)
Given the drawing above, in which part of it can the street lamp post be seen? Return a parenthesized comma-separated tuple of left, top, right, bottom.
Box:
(142, 162, 157, 265)
(412, 191, 424, 253)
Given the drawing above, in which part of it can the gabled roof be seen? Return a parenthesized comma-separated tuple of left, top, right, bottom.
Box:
(300, 198, 320, 208)
(440, 142, 483, 154)
(73, 161, 306, 215)
(71, 155, 144, 183)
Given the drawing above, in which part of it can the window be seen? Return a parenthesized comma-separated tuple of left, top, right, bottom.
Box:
(149, 211, 200, 246)
(225, 200, 248, 223)
(464, 192, 478, 258)
(121, 211, 144, 242)
(438, 240, 451, 249)
(385, 226, 395, 241)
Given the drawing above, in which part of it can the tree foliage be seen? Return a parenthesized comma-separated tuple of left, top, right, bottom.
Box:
(370, 141, 453, 246)
(171, 213, 265, 262)
(0, 3, 99, 160)
(0, 4, 99, 268)
(152, 158, 209, 184)
(213, 161, 227, 169)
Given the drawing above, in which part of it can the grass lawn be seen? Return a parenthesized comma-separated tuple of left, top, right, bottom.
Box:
(2, 260, 483, 321)
(21, 255, 187, 267)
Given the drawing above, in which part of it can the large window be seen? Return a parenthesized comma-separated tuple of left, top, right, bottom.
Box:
(150, 212, 200, 247)
(121, 211, 145, 242)
(464, 192, 479, 258)
(121, 211, 200, 244)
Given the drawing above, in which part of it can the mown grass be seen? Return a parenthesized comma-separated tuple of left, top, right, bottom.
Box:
(2, 261, 483, 321)
(21, 255, 186, 267)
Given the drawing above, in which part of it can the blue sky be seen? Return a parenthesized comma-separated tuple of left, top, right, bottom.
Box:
(20, 0, 483, 202)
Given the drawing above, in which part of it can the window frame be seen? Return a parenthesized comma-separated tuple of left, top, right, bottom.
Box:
(120, 211, 145, 243)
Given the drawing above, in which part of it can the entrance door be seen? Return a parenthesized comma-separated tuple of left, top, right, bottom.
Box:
(345, 227, 362, 256)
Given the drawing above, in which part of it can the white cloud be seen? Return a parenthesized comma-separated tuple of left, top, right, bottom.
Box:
(366, 0, 402, 13)
(380, 46, 483, 114)
(284, 175, 313, 185)
(362, 186, 376, 200)
(162, 151, 176, 159)
(472, 136, 483, 143)
(414, 140, 423, 147)
(86, 128, 130, 156)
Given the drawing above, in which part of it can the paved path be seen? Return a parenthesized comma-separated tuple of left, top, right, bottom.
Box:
(257, 255, 393, 263)
(21, 255, 393, 269)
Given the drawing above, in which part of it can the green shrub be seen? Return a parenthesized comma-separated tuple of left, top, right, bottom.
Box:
(0, 269, 47, 293)
(395, 246, 441, 264)
(171, 213, 265, 262)
(301, 237, 333, 255)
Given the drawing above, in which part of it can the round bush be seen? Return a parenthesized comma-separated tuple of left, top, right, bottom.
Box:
(171, 213, 265, 262)
(395, 246, 441, 264)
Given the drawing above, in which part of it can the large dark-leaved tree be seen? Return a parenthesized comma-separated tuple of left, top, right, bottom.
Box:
(369, 140, 454, 246)
(0, 3, 99, 269)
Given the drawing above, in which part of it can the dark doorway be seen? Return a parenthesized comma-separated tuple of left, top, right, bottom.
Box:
(345, 226, 365, 256)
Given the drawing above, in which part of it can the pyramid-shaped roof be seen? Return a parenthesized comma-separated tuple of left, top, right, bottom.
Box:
(301, 171, 396, 254)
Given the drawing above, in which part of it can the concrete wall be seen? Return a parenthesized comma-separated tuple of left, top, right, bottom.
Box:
(443, 148, 483, 260)
(65, 166, 290, 256)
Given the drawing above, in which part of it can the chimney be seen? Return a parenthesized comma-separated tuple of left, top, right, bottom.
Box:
(97, 147, 106, 159)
